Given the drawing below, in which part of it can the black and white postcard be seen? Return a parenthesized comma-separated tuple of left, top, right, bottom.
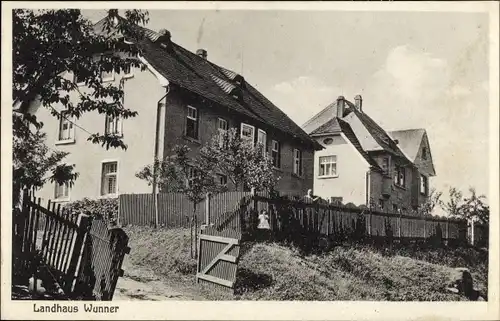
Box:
(1, 1, 499, 320)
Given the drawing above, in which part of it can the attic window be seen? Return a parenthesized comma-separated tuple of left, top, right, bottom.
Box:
(422, 147, 428, 160)
(323, 138, 333, 145)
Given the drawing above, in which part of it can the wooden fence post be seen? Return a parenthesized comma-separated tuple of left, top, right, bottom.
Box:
(423, 216, 427, 240)
(64, 214, 90, 294)
(446, 219, 449, 243)
(470, 218, 475, 246)
(398, 213, 402, 240)
(205, 193, 211, 225)
(251, 188, 257, 232)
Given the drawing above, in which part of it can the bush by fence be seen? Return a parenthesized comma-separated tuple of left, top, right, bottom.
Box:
(63, 197, 118, 224)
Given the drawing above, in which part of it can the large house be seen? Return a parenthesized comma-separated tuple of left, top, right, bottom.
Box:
(303, 95, 436, 212)
(30, 18, 321, 204)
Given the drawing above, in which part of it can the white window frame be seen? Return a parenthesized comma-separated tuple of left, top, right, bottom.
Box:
(100, 161, 119, 197)
(123, 64, 134, 79)
(271, 140, 281, 168)
(293, 148, 303, 176)
(257, 129, 267, 155)
(186, 166, 200, 188)
(217, 174, 228, 186)
(105, 114, 123, 137)
(54, 182, 70, 202)
(185, 105, 199, 140)
(394, 165, 406, 188)
(217, 118, 228, 132)
(101, 69, 115, 83)
(318, 155, 338, 178)
(420, 174, 428, 196)
(100, 54, 115, 83)
(217, 118, 228, 148)
(56, 110, 76, 144)
(240, 123, 255, 145)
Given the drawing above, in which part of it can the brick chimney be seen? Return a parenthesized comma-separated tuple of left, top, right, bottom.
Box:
(354, 95, 363, 112)
(158, 29, 171, 42)
(196, 49, 207, 59)
(336, 96, 345, 118)
(158, 29, 172, 50)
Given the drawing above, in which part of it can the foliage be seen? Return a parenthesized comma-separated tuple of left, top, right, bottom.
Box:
(63, 197, 118, 223)
(461, 188, 489, 224)
(136, 145, 226, 208)
(199, 128, 279, 192)
(417, 188, 443, 217)
(13, 9, 148, 201)
(441, 187, 489, 224)
(13, 127, 78, 193)
(136, 129, 279, 204)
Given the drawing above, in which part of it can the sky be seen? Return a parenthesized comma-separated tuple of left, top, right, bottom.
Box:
(85, 9, 491, 205)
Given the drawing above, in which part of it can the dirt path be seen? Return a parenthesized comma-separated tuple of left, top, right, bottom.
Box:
(113, 259, 205, 301)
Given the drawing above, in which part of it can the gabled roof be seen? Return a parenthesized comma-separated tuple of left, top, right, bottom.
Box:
(388, 128, 425, 161)
(347, 101, 407, 161)
(309, 118, 342, 136)
(304, 97, 435, 173)
(310, 118, 382, 171)
(94, 18, 321, 150)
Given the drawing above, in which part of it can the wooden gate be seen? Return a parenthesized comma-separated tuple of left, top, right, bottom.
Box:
(12, 191, 130, 300)
(196, 196, 252, 293)
(196, 229, 240, 290)
(74, 216, 130, 300)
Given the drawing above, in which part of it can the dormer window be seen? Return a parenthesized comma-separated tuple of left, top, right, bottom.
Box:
(422, 147, 428, 160)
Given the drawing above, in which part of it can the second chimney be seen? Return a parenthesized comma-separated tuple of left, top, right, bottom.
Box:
(354, 95, 363, 112)
(336, 96, 345, 118)
(196, 49, 207, 59)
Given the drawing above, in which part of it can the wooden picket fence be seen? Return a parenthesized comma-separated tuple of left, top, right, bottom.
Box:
(12, 191, 130, 300)
(196, 191, 471, 294)
(118, 192, 252, 227)
(241, 193, 469, 246)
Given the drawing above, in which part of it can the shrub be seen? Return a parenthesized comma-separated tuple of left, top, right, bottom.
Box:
(63, 197, 118, 224)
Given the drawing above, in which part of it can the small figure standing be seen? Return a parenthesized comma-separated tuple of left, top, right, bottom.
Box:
(257, 210, 271, 241)
(304, 189, 320, 202)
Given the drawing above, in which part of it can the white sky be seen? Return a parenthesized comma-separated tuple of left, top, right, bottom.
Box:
(85, 9, 490, 205)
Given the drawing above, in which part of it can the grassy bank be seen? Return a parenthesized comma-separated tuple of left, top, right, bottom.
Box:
(123, 226, 488, 301)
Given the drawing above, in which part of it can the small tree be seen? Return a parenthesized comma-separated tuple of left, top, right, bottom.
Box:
(462, 188, 489, 225)
(199, 128, 278, 192)
(441, 187, 489, 224)
(136, 145, 225, 216)
(13, 125, 78, 206)
(136, 145, 224, 257)
(418, 188, 443, 217)
(441, 187, 465, 218)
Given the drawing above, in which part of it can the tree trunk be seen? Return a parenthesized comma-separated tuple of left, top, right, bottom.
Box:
(193, 202, 198, 259)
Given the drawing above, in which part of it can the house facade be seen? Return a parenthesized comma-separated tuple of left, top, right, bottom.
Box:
(303, 95, 436, 212)
(31, 19, 320, 204)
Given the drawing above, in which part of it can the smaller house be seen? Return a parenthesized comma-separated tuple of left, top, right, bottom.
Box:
(303, 95, 436, 212)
